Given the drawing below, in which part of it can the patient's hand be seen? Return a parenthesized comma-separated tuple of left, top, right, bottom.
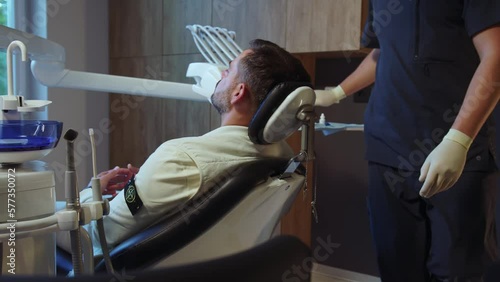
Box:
(98, 167, 135, 195)
(127, 163, 140, 174)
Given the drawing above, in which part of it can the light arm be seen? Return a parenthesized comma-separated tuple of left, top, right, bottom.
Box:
(30, 61, 205, 101)
(0, 25, 65, 62)
(1, 25, 206, 102)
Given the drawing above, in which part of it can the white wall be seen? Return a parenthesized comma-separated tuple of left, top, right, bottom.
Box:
(42, 0, 109, 199)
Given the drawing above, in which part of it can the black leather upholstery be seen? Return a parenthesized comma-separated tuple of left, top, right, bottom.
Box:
(248, 81, 312, 145)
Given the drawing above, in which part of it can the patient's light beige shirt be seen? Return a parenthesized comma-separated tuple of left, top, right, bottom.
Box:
(58, 126, 293, 256)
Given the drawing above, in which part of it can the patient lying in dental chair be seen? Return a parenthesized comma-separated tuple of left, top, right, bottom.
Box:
(57, 39, 311, 257)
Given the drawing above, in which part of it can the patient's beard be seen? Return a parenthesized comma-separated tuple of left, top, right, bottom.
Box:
(211, 87, 232, 115)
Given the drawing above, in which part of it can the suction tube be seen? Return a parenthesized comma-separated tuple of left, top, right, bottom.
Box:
(64, 129, 84, 275)
(89, 128, 115, 274)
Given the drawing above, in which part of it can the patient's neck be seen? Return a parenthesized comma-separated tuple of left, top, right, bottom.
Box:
(220, 113, 251, 127)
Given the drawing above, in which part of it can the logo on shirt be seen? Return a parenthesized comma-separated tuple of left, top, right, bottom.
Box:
(123, 176, 143, 215)
(125, 186, 136, 203)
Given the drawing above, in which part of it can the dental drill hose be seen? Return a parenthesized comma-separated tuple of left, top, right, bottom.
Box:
(64, 129, 84, 275)
(89, 128, 115, 274)
(67, 171, 83, 275)
(97, 219, 114, 273)
(91, 178, 115, 274)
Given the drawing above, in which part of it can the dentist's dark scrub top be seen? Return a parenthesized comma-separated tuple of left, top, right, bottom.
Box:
(361, 1, 500, 280)
(362, 0, 499, 172)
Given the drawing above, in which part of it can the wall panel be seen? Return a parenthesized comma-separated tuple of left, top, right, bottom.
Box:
(109, 0, 163, 58)
(286, 0, 362, 53)
(163, 0, 213, 55)
(212, 0, 287, 48)
(109, 56, 165, 167)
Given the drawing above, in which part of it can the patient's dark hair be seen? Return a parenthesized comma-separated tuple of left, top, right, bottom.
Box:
(239, 39, 311, 111)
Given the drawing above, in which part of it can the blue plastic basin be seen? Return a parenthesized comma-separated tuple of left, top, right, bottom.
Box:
(0, 120, 63, 152)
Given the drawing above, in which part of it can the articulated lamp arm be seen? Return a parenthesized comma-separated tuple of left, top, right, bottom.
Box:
(29, 60, 204, 101)
(0, 25, 207, 102)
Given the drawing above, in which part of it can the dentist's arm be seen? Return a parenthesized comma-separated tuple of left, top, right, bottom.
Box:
(419, 25, 500, 198)
(315, 49, 380, 107)
(454, 25, 500, 139)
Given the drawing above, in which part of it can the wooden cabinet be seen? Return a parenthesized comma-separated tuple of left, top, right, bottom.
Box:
(211, 0, 363, 53)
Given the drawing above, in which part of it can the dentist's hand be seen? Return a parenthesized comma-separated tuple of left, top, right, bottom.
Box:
(314, 85, 347, 107)
(419, 129, 472, 198)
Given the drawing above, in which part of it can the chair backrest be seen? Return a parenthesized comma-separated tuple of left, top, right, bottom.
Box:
(151, 165, 305, 269)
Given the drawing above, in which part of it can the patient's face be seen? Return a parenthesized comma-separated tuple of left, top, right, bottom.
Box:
(211, 50, 251, 114)
(212, 79, 235, 114)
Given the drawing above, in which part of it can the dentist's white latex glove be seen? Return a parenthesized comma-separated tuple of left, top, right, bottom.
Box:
(314, 85, 347, 107)
(419, 129, 473, 198)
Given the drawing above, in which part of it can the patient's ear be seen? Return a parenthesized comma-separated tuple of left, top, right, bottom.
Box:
(231, 83, 249, 104)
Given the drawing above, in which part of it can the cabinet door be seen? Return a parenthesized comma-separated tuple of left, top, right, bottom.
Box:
(286, 0, 362, 53)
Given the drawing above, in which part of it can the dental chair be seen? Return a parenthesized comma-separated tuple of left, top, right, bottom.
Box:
(57, 81, 316, 274)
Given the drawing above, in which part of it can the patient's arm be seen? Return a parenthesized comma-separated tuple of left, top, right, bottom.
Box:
(58, 142, 200, 256)
(83, 142, 200, 256)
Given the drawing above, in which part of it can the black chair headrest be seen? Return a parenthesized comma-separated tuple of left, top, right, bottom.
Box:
(248, 81, 314, 145)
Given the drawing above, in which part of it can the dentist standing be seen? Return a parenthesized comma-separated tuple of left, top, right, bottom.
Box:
(315, 0, 500, 281)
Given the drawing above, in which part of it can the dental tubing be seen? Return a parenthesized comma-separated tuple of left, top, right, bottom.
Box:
(63, 129, 84, 276)
(89, 128, 115, 274)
